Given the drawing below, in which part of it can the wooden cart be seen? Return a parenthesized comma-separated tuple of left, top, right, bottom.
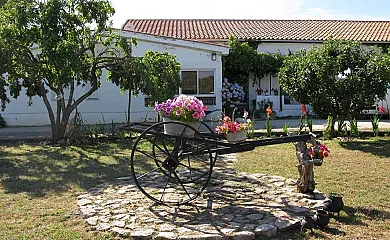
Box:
(120, 121, 319, 206)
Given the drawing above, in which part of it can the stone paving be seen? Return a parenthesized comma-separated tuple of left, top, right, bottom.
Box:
(78, 153, 326, 239)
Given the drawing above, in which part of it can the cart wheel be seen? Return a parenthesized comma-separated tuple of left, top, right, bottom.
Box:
(151, 121, 217, 178)
(131, 121, 214, 206)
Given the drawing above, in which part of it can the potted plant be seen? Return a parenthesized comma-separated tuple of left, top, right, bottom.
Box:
(256, 88, 263, 95)
(215, 116, 249, 143)
(154, 94, 206, 137)
(271, 87, 279, 96)
(307, 143, 330, 166)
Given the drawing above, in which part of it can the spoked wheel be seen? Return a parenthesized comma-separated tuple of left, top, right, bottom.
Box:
(130, 121, 214, 206)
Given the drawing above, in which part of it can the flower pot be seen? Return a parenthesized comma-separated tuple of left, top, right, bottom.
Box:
(313, 158, 323, 166)
(313, 209, 330, 228)
(163, 117, 200, 137)
(226, 130, 247, 143)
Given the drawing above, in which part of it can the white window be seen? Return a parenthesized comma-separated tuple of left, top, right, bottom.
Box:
(181, 70, 215, 95)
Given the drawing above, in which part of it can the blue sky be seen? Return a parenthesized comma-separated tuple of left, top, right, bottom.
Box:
(110, 0, 390, 28)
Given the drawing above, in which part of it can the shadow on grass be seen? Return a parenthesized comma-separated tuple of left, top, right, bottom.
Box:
(338, 138, 390, 158)
(0, 142, 137, 197)
(340, 206, 390, 223)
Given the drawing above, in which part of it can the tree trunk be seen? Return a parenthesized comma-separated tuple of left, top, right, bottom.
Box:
(127, 77, 132, 124)
(324, 115, 336, 138)
(294, 140, 316, 193)
(52, 123, 67, 143)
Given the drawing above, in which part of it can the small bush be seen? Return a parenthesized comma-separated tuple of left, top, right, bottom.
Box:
(0, 114, 6, 128)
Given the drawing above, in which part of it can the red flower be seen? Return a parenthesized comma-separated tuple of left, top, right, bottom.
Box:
(301, 104, 307, 116)
(323, 152, 329, 157)
(308, 144, 330, 160)
(379, 106, 386, 115)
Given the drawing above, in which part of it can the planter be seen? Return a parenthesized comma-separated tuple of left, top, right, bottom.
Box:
(163, 117, 200, 137)
(300, 216, 315, 233)
(313, 209, 330, 228)
(313, 158, 323, 166)
(225, 130, 247, 143)
(324, 193, 344, 218)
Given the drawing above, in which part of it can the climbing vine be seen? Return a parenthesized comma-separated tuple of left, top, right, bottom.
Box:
(222, 36, 285, 87)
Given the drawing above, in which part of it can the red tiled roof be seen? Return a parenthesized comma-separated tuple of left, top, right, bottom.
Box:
(122, 19, 390, 43)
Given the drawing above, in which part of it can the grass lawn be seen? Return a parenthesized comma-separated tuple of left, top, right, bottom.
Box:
(1, 137, 390, 239)
(0, 142, 133, 239)
(236, 137, 390, 239)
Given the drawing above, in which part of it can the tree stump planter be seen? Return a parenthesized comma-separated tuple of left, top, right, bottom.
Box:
(293, 135, 318, 193)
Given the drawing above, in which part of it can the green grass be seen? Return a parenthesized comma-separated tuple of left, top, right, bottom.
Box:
(0, 142, 133, 239)
(1, 138, 390, 239)
(235, 137, 390, 239)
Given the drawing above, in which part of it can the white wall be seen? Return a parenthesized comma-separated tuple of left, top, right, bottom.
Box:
(257, 42, 315, 55)
(1, 34, 227, 126)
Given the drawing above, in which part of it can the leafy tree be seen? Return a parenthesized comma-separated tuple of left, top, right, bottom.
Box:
(0, 0, 181, 143)
(110, 51, 181, 104)
(278, 37, 390, 137)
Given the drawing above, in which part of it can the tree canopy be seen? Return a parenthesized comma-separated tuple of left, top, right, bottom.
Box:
(278, 37, 390, 136)
(0, 0, 181, 142)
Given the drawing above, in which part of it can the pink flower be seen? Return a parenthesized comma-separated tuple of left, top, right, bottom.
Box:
(223, 116, 231, 122)
(215, 114, 248, 134)
(192, 112, 200, 119)
(154, 94, 206, 122)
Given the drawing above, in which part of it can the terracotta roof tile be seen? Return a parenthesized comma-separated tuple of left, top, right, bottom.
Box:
(122, 19, 390, 43)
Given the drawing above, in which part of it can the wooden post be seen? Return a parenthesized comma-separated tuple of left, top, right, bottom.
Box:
(294, 138, 317, 193)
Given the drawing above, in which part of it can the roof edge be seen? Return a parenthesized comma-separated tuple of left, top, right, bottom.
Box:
(120, 30, 230, 54)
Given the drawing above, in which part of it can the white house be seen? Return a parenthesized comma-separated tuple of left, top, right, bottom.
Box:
(1, 31, 229, 126)
(123, 19, 390, 117)
(3, 19, 390, 126)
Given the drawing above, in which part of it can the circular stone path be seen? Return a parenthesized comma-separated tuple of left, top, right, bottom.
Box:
(78, 154, 326, 239)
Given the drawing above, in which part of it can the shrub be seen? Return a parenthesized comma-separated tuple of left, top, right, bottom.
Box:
(0, 114, 6, 128)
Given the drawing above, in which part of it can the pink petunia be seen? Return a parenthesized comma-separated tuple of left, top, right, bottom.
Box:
(192, 112, 200, 119)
